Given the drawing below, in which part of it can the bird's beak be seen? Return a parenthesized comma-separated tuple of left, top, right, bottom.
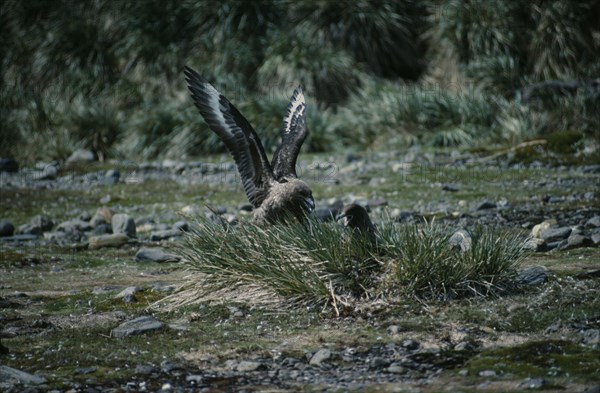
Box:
(335, 212, 348, 226)
(304, 196, 315, 212)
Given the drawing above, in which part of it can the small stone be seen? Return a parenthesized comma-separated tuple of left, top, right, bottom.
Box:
(387, 325, 400, 335)
(0, 234, 39, 242)
(105, 169, 120, 185)
(150, 229, 182, 241)
(592, 233, 600, 245)
(544, 320, 561, 334)
(161, 359, 183, 374)
(56, 219, 93, 233)
(518, 266, 548, 286)
(458, 369, 469, 376)
(112, 214, 136, 237)
(99, 195, 111, 204)
(79, 211, 92, 221)
(367, 197, 388, 208)
(111, 316, 164, 338)
(114, 286, 141, 299)
(66, 148, 95, 164)
(523, 238, 546, 252)
(135, 364, 157, 375)
(370, 357, 390, 368)
(449, 229, 472, 252)
(18, 215, 54, 235)
(519, 378, 546, 389)
(442, 183, 459, 192)
(309, 348, 332, 365)
(540, 227, 571, 242)
(0, 365, 47, 385)
(387, 365, 405, 374)
(88, 233, 129, 249)
(93, 223, 112, 235)
(236, 361, 264, 372)
(401, 339, 420, 350)
(0, 220, 15, 237)
(33, 164, 58, 180)
(582, 329, 599, 345)
(454, 341, 473, 351)
(0, 157, 19, 173)
(479, 370, 496, 377)
(476, 200, 496, 210)
(585, 216, 600, 228)
(74, 366, 97, 375)
(135, 247, 180, 263)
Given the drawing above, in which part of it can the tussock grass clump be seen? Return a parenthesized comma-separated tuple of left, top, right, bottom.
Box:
(167, 217, 525, 314)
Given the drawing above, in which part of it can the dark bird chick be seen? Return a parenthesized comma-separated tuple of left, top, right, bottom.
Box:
(337, 203, 378, 247)
(184, 67, 314, 224)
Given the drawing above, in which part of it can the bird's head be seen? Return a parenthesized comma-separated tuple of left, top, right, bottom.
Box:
(279, 177, 315, 213)
(336, 203, 372, 230)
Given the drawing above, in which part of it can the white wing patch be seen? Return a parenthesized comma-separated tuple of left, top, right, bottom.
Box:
(282, 88, 305, 136)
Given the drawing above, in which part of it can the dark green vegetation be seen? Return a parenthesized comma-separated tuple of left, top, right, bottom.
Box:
(1, 0, 599, 163)
(174, 218, 524, 312)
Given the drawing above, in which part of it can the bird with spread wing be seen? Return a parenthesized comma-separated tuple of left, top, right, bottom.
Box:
(184, 66, 315, 224)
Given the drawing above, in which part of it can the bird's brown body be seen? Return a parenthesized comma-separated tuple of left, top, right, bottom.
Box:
(184, 67, 314, 224)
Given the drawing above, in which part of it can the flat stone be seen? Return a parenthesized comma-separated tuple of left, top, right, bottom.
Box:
(367, 197, 388, 208)
(518, 266, 548, 286)
(111, 316, 163, 338)
(0, 234, 39, 242)
(479, 370, 496, 377)
(476, 200, 496, 210)
(88, 233, 129, 249)
(523, 238, 545, 252)
(540, 227, 571, 242)
(112, 214, 136, 237)
(135, 247, 180, 262)
(442, 183, 459, 192)
(0, 365, 47, 385)
(150, 229, 183, 241)
(582, 329, 599, 345)
(519, 378, 545, 389)
(114, 286, 142, 299)
(401, 339, 420, 350)
(592, 233, 600, 245)
(56, 219, 93, 233)
(309, 348, 332, 365)
(66, 148, 95, 164)
(585, 216, 600, 228)
(236, 361, 264, 372)
(0, 220, 14, 237)
(567, 234, 592, 249)
(33, 165, 58, 180)
(18, 215, 54, 235)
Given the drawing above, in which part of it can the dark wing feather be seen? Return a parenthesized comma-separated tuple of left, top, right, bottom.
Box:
(271, 87, 307, 180)
(184, 66, 274, 207)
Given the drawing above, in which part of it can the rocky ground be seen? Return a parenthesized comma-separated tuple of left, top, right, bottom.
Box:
(0, 147, 599, 392)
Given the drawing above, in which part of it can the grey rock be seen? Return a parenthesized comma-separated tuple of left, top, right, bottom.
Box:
(544, 320, 561, 334)
(592, 233, 600, 245)
(104, 169, 120, 185)
(79, 211, 92, 221)
(93, 223, 112, 235)
(476, 200, 497, 210)
(401, 339, 420, 351)
(236, 361, 264, 372)
(33, 164, 58, 180)
(309, 348, 332, 365)
(112, 214, 136, 237)
(161, 359, 183, 374)
(531, 219, 557, 238)
(582, 329, 599, 345)
(540, 226, 571, 242)
(150, 229, 182, 241)
(523, 238, 546, 252)
(66, 148, 95, 164)
(454, 341, 474, 351)
(56, 219, 93, 233)
(135, 247, 180, 263)
(314, 207, 338, 221)
(135, 364, 157, 375)
(18, 215, 54, 235)
(449, 229, 472, 252)
(88, 233, 129, 249)
(519, 378, 545, 389)
(387, 364, 405, 374)
(479, 370, 496, 377)
(0, 220, 14, 237)
(0, 234, 39, 242)
(114, 286, 142, 299)
(567, 233, 592, 249)
(367, 197, 388, 208)
(74, 366, 97, 375)
(0, 157, 19, 173)
(173, 220, 189, 231)
(586, 216, 600, 228)
(387, 325, 400, 335)
(111, 316, 164, 338)
(442, 183, 459, 192)
(0, 365, 47, 385)
(518, 266, 548, 286)
(99, 194, 111, 204)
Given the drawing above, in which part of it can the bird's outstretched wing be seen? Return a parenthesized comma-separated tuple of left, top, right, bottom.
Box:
(271, 87, 307, 180)
(184, 66, 274, 207)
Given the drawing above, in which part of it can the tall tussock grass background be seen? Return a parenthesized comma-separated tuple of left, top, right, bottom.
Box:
(163, 216, 526, 315)
(1, 0, 598, 162)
